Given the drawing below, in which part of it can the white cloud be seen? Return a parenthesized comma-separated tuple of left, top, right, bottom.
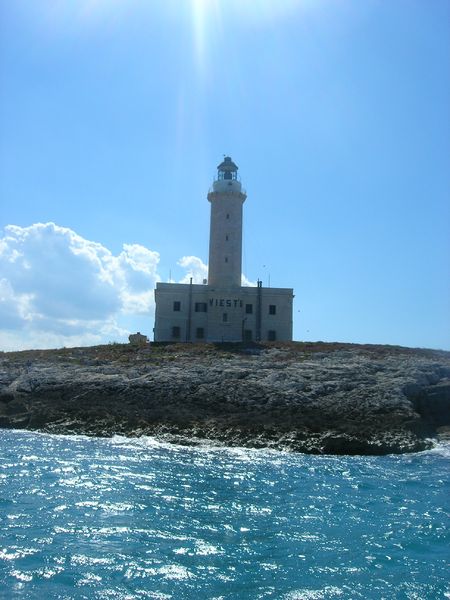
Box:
(242, 274, 257, 287)
(177, 255, 208, 284)
(0, 222, 257, 351)
(0, 223, 160, 350)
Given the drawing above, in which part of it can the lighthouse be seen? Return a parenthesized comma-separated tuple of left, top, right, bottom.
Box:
(153, 157, 293, 342)
(207, 157, 246, 288)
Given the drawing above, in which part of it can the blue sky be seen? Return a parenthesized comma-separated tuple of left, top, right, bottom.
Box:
(1, 0, 449, 350)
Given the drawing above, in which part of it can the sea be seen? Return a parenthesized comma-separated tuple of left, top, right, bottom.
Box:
(0, 430, 448, 600)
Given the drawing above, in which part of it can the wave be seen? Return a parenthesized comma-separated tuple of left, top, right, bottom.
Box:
(420, 439, 450, 458)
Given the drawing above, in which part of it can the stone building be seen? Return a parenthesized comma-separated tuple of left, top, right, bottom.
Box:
(128, 332, 148, 345)
(153, 157, 293, 342)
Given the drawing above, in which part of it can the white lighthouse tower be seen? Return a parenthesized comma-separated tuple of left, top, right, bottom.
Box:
(207, 157, 246, 288)
(153, 156, 293, 343)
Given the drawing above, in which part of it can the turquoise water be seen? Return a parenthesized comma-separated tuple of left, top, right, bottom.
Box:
(0, 431, 448, 599)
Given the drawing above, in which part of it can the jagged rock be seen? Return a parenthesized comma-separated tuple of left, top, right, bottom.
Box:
(412, 379, 450, 427)
(0, 342, 449, 454)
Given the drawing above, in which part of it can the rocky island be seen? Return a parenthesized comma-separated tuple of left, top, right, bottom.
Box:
(0, 342, 449, 455)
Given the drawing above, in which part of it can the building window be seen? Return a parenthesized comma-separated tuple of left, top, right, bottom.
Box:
(244, 329, 252, 342)
(195, 302, 207, 312)
(196, 327, 204, 339)
(172, 326, 181, 338)
(223, 313, 228, 322)
(245, 304, 253, 314)
(173, 301, 181, 312)
(226, 213, 230, 219)
(226, 235, 229, 241)
(225, 257, 228, 263)
(268, 330, 276, 341)
(269, 304, 276, 315)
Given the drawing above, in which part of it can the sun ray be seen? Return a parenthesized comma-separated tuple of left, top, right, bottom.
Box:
(190, 0, 219, 75)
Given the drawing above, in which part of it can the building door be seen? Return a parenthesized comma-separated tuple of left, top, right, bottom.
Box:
(244, 329, 253, 342)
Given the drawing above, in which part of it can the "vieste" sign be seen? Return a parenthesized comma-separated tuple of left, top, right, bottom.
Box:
(209, 298, 243, 308)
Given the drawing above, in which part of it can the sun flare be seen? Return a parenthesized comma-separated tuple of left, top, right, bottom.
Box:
(188, 0, 305, 73)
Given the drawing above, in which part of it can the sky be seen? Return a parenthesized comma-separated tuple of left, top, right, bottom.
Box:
(0, 0, 449, 351)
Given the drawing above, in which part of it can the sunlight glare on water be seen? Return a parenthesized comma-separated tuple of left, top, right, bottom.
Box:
(0, 430, 449, 599)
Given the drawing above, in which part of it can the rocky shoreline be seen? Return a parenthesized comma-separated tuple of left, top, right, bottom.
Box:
(0, 342, 449, 455)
